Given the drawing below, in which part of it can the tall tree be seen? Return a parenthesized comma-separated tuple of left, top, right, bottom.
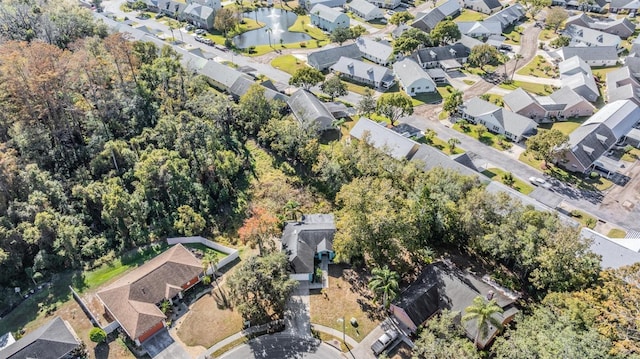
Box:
(376, 93, 414, 126)
(321, 75, 348, 100)
(412, 310, 480, 359)
(357, 88, 377, 116)
(468, 44, 502, 71)
(443, 89, 463, 114)
(430, 20, 461, 45)
(521, 0, 552, 17)
(289, 67, 325, 90)
(368, 266, 400, 309)
(525, 129, 569, 168)
(389, 11, 414, 25)
(330, 26, 352, 45)
(214, 8, 239, 36)
(462, 296, 504, 347)
(545, 7, 568, 33)
(238, 207, 279, 256)
(393, 28, 431, 55)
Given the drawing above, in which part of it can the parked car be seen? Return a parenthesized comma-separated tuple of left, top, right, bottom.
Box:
(185, 24, 195, 31)
(155, 13, 164, 19)
(529, 176, 552, 190)
(387, 10, 395, 15)
(371, 329, 398, 356)
(195, 29, 206, 35)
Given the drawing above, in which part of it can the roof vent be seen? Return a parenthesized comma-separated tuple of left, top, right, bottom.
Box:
(429, 50, 437, 58)
(577, 29, 583, 36)
(597, 34, 603, 42)
(596, 133, 608, 144)
(449, 48, 457, 56)
(582, 144, 594, 155)
(347, 62, 354, 68)
(367, 67, 374, 73)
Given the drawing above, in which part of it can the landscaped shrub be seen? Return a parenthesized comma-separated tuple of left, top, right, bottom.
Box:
(89, 328, 107, 343)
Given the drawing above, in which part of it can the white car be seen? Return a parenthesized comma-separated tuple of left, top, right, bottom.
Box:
(529, 176, 552, 189)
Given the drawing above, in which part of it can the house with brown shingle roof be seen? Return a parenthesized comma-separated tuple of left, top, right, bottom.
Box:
(97, 244, 202, 345)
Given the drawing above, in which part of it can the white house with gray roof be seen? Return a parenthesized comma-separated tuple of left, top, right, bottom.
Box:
(331, 56, 395, 88)
(302, 0, 346, 9)
(563, 72, 599, 102)
(583, 228, 640, 269)
(559, 46, 619, 67)
(484, 3, 525, 30)
(457, 21, 502, 38)
(463, 0, 502, 14)
(355, 37, 394, 66)
(566, 13, 636, 39)
(350, 117, 420, 159)
(412, 0, 460, 32)
(504, 87, 595, 121)
(563, 24, 622, 50)
(367, 0, 403, 9)
(610, 0, 640, 13)
(347, 0, 384, 20)
(393, 58, 436, 96)
(287, 89, 335, 131)
(558, 55, 592, 76)
(307, 43, 362, 70)
(606, 66, 640, 105)
(310, 4, 350, 32)
(459, 97, 538, 142)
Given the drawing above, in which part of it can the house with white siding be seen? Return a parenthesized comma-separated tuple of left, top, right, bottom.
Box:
(310, 4, 350, 32)
(393, 58, 436, 96)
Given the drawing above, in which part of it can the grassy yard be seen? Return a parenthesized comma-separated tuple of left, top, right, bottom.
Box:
(519, 152, 614, 191)
(608, 228, 627, 238)
(538, 117, 587, 136)
(516, 55, 557, 78)
(591, 65, 623, 81)
(538, 28, 558, 41)
(417, 136, 465, 155)
(452, 123, 513, 151)
(386, 84, 443, 105)
(621, 147, 640, 162)
(482, 167, 535, 194)
(482, 94, 504, 106)
(570, 210, 597, 229)
(463, 79, 476, 85)
(310, 265, 382, 342)
(454, 9, 486, 22)
(503, 25, 522, 45)
(345, 12, 386, 29)
(238, 18, 266, 32)
(499, 80, 554, 95)
(271, 54, 307, 75)
(341, 77, 374, 95)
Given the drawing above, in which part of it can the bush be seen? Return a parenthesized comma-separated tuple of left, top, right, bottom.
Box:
(589, 171, 599, 179)
(89, 327, 107, 343)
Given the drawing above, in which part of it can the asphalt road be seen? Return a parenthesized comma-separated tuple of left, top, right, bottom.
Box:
(218, 334, 342, 359)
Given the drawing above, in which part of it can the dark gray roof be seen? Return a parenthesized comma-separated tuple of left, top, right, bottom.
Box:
(230, 77, 289, 102)
(287, 89, 335, 131)
(0, 317, 80, 359)
(412, 0, 460, 31)
(568, 122, 617, 170)
(350, 118, 419, 159)
(414, 44, 471, 64)
(280, 214, 336, 274)
(583, 228, 640, 269)
(307, 43, 362, 70)
(410, 144, 483, 177)
(393, 262, 518, 348)
(485, 3, 525, 30)
(611, 0, 640, 9)
(561, 46, 619, 62)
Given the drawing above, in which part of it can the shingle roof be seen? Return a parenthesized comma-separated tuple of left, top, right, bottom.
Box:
(198, 60, 250, 90)
(280, 214, 335, 274)
(583, 99, 640, 138)
(414, 44, 471, 64)
(611, 0, 640, 9)
(485, 3, 525, 29)
(412, 0, 460, 31)
(561, 46, 619, 62)
(331, 56, 395, 85)
(461, 97, 538, 137)
(348, 0, 381, 17)
(393, 58, 435, 89)
(355, 37, 393, 61)
(0, 317, 80, 359)
(230, 77, 289, 102)
(97, 244, 202, 340)
(590, 18, 636, 38)
(287, 89, 335, 131)
(350, 117, 419, 159)
(606, 66, 640, 103)
(549, 86, 592, 110)
(307, 43, 362, 70)
(558, 55, 592, 76)
(457, 21, 502, 36)
(583, 228, 640, 269)
(564, 24, 621, 48)
(183, 3, 215, 20)
(625, 56, 640, 77)
(310, 4, 345, 22)
(409, 144, 482, 177)
(503, 88, 538, 113)
(563, 72, 599, 101)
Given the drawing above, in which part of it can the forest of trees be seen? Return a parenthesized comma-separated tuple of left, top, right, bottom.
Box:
(0, 1, 638, 357)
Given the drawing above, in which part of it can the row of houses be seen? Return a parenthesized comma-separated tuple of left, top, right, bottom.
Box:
(503, 87, 595, 122)
(558, 55, 600, 102)
(565, 12, 636, 39)
(136, 0, 221, 30)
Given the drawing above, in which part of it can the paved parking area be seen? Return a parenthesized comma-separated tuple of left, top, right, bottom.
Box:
(143, 328, 190, 359)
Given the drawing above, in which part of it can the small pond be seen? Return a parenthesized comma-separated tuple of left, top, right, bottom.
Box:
(233, 8, 311, 49)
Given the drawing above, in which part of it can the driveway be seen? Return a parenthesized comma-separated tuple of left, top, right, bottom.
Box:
(283, 281, 312, 338)
(218, 334, 340, 359)
(142, 328, 190, 359)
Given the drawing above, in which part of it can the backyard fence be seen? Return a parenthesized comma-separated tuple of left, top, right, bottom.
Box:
(166, 236, 239, 272)
(69, 286, 120, 334)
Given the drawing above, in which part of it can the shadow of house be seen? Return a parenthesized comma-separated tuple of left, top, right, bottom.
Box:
(0, 317, 81, 359)
(280, 214, 336, 285)
(390, 262, 519, 349)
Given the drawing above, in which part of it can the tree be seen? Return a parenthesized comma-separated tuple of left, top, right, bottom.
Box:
(350, 24, 367, 38)
(357, 88, 377, 116)
(321, 75, 348, 100)
(173, 205, 206, 236)
(238, 207, 279, 256)
(443, 90, 463, 114)
(546, 7, 568, 33)
(283, 200, 301, 221)
(511, 53, 523, 81)
(476, 124, 487, 138)
(215, 8, 239, 36)
(550, 35, 570, 48)
(289, 67, 325, 90)
(447, 138, 461, 152)
(238, 84, 274, 135)
(412, 310, 480, 359)
(368, 266, 400, 309)
(525, 129, 569, 167)
(227, 252, 298, 323)
(89, 328, 107, 343)
(468, 44, 502, 71)
(376, 93, 414, 126)
(521, 0, 552, 17)
(462, 296, 504, 347)
(501, 172, 515, 187)
(330, 26, 352, 45)
(389, 11, 414, 25)
(430, 20, 461, 45)
(393, 28, 432, 55)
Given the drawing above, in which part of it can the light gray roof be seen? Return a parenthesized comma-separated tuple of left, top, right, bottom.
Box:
(393, 58, 435, 89)
(280, 214, 336, 274)
(183, 3, 215, 20)
(563, 72, 599, 101)
(457, 21, 502, 36)
(558, 55, 592, 76)
(459, 34, 484, 49)
(564, 24, 621, 48)
(331, 56, 395, 85)
(350, 117, 419, 159)
(583, 228, 640, 269)
(503, 88, 538, 113)
(549, 86, 592, 110)
(392, 24, 410, 38)
(198, 60, 250, 90)
(0, 317, 80, 359)
(348, 0, 381, 17)
(412, 0, 459, 32)
(583, 99, 640, 138)
(625, 56, 640, 77)
(461, 97, 538, 137)
(590, 17, 636, 38)
(611, 0, 640, 9)
(438, 0, 462, 17)
(606, 66, 640, 103)
(229, 77, 289, 102)
(307, 43, 362, 70)
(485, 3, 525, 30)
(287, 89, 335, 131)
(561, 46, 619, 62)
(426, 67, 447, 78)
(310, 4, 345, 22)
(409, 144, 483, 177)
(355, 37, 393, 61)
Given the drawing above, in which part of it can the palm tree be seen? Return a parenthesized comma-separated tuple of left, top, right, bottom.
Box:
(331, 118, 347, 141)
(283, 200, 301, 221)
(462, 296, 504, 347)
(447, 137, 460, 152)
(203, 252, 228, 306)
(511, 54, 523, 81)
(368, 266, 400, 310)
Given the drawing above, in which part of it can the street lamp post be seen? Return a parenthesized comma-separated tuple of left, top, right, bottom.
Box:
(337, 317, 345, 343)
(266, 27, 272, 48)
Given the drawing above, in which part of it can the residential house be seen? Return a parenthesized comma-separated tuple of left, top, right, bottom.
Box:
(625, 54, 640, 76)
(484, 3, 525, 30)
(302, 0, 346, 9)
(97, 244, 203, 345)
(559, 100, 640, 173)
(307, 43, 362, 70)
(583, 228, 640, 269)
(287, 89, 336, 131)
(426, 67, 448, 83)
(559, 46, 619, 67)
(610, 0, 640, 14)
(367, 0, 403, 9)
(158, 0, 188, 16)
(413, 44, 471, 71)
(410, 144, 485, 177)
(198, 60, 251, 92)
(349, 117, 420, 159)
(355, 37, 394, 66)
(563, 72, 600, 102)
(565, 13, 635, 39)
(463, 0, 502, 14)
(181, 0, 221, 30)
(347, 0, 384, 20)
(547, 86, 596, 118)
(460, 34, 484, 49)
(228, 77, 289, 103)
(558, 55, 592, 76)
(0, 317, 81, 359)
(563, 24, 622, 50)
(504, 87, 595, 121)
(459, 97, 538, 142)
(390, 262, 518, 349)
(393, 58, 436, 96)
(625, 127, 640, 147)
(412, 0, 461, 32)
(503, 88, 548, 120)
(330, 56, 395, 88)
(310, 4, 350, 32)
(457, 21, 502, 38)
(606, 66, 640, 104)
(280, 214, 336, 283)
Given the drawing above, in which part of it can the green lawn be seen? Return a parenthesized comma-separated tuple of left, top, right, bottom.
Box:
(538, 117, 587, 136)
(538, 28, 558, 41)
(345, 12, 386, 28)
(341, 77, 373, 95)
(238, 18, 266, 32)
(436, 84, 456, 98)
(482, 94, 503, 106)
(386, 84, 443, 105)
(271, 54, 307, 75)
(516, 55, 557, 78)
(482, 167, 534, 194)
(417, 136, 465, 155)
(454, 9, 486, 22)
(463, 79, 476, 85)
(608, 228, 627, 238)
(591, 65, 623, 81)
(453, 123, 513, 151)
(503, 25, 522, 45)
(570, 210, 597, 229)
(499, 80, 554, 95)
(519, 152, 614, 191)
